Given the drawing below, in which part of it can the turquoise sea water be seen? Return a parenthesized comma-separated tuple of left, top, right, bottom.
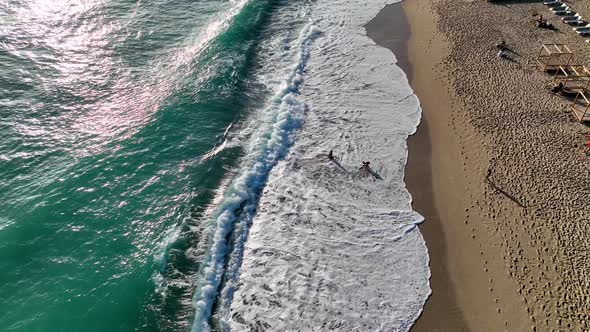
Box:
(0, 1, 306, 330)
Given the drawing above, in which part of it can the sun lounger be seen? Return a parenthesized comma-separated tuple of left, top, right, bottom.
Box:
(556, 11, 575, 16)
(546, 0, 564, 7)
(544, 0, 561, 5)
(565, 19, 584, 26)
(552, 7, 570, 13)
(568, 20, 586, 26)
(546, 2, 564, 7)
(556, 11, 575, 17)
(573, 24, 590, 31)
(551, 3, 567, 10)
(563, 13, 582, 20)
(563, 14, 583, 24)
(574, 28, 590, 35)
(552, 7, 573, 15)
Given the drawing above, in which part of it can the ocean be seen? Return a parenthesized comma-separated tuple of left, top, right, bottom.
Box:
(0, 0, 430, 331)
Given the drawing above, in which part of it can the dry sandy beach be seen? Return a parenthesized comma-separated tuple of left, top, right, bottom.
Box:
(368, 0, 590, 331)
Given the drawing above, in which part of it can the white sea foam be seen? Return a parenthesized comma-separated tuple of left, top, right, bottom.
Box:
(228, 0, 431, 331)
(191, 23, 322, 332)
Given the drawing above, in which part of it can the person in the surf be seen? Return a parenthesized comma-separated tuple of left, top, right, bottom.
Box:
(328, 150, 334, 161)
(360, 161, 370, 170)
(357, 160, 381, 180)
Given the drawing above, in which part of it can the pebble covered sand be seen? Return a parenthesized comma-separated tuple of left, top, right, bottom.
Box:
(433, 0, 590, 330)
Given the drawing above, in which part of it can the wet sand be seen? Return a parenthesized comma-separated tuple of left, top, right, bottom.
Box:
(367, 4, 474, 331)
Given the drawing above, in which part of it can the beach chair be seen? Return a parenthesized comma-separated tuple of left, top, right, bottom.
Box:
(551, 4, 572, 13)
(546, 2, 564, 8)
(569, 20, 586, 27)
(563, 14, 583, 25)
(552, 7, 573, 15)
(553, 8, 575, 16)
(574, 23, 590, 28)
(544, 0, 561, 6)
(573, 24, 590, 31)
(559, 11, 575, 16)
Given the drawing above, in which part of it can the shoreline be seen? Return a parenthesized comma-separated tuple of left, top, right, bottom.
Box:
(229, 1, 432, 330)
(366, 3, 471, 330)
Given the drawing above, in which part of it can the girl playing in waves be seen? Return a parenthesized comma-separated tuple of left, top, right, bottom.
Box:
(356, 161, 382, 180)
(358, 161, 372, 177)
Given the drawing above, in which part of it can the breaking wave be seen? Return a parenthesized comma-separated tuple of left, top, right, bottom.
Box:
(191, 23, 321, 332)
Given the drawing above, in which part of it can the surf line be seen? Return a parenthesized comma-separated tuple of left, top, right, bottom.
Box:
(191, 23, 322, 332)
